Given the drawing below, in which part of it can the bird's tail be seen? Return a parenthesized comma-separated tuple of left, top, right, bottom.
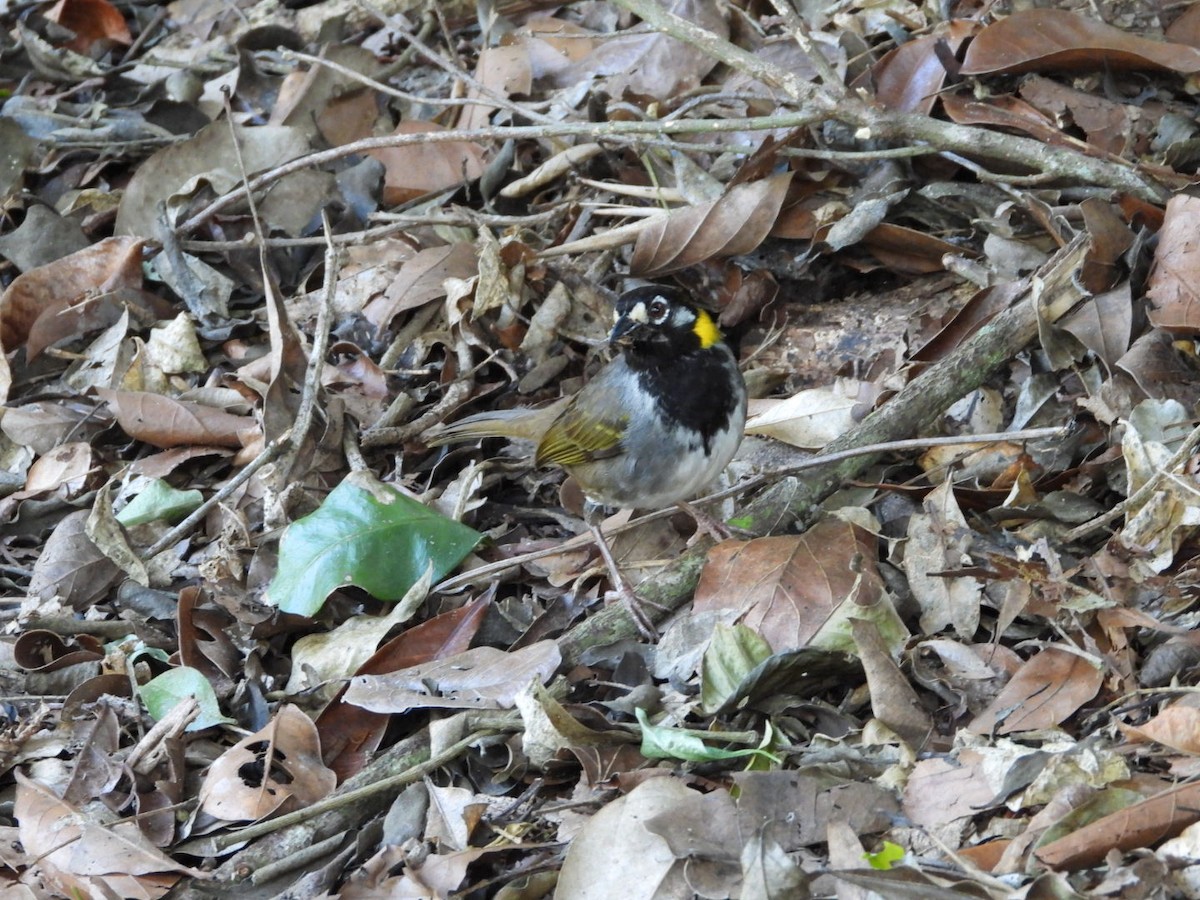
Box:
(425, 399, 568, 446)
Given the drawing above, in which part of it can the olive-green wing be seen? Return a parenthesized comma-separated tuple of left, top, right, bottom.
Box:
(535, 399, 628, 467)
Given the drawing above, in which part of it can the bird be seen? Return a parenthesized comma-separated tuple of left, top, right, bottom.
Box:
(427, 284, 748, 637)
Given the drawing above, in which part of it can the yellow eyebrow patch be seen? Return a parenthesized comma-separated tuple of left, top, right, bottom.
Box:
(692, 308, 721, 349)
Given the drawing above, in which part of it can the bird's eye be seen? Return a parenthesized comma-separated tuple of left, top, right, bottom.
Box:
(648, 298, 669, 321)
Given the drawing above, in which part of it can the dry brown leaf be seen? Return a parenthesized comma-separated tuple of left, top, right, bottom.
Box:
(1035, 780, 1200, 869)
(941, 93, 1066, 147)
(95, 388, 258, 450)
(0, 236, 144, 358)
(968, 646, 1103, 735)
(15, 772, 202, 899)
(44, 0, 131, 55)
(960, 9, 1200, 76)
(694, 518, 883, 652)
(851, 617, 932, 746)
(457, 46, 533, 131)
(1146, 194, 1200, 333)
(367, 121, 486, 206)
(363, 243, 479, 330)
(867, 20, 976, 114)
(630, 172, 792, 276)
(1121, 704, 1200, 754)
(26, 509, 121, 609)
(1059, 284, 1133, 369)
(861, 223, 963, 274)
(24, 442, 92, 495)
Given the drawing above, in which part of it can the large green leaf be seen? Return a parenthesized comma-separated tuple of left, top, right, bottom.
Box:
(267, 471, 481, 617)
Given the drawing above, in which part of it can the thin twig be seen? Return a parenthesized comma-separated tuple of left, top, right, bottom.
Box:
(141, 429, 293, 561)
(1064, 420, 1200, 542)
(210, 724, 510, 850)
(434, 426, 1065, 593)
(767, 0, 844, 93)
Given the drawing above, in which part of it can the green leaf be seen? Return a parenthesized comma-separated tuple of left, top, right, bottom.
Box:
(116, 478, 203, 526)
(635, 708, 780, 766)
(267, 470, 481, 617)
(700, 623, 772, 714)
(865, 840, 905, 870)
(140, 667, 233, 731)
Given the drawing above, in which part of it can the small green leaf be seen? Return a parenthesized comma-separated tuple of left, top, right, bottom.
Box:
(865, 841, 905, 870)
(116, 478, 203, 526)
(267, 470, 481, 617)
(700, 623, 772, 714)
(140, 667, 233, 731)
(635, 708, 780, 766)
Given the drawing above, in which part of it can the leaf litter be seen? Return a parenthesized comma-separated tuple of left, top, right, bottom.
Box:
(3, 0, 1200, 897)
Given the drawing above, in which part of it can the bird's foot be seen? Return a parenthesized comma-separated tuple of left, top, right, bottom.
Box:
(606, 583, 662, 642)
(587, 519, 662, 641)
(677, 501, 755, 545)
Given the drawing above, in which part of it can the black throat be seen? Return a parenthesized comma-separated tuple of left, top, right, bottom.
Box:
(623, 344, 739, 452)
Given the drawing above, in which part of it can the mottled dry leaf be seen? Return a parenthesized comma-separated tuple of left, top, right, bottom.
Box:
(116, 122, 310, 238)
(630, 172, 792, 276)
(968, 646, 1103, 735)
(733, 770, 898, 850)
(1020, 75, 1134, 157)
(1146, 194, 1200, 333)
(95, 388, 257, 449)
(24, 442, 92, 495)
(512, 17, 598, 81)
(198, 705, 335, 822)
(961, 8, 1200, 76)
(904, 477, 982, 638)
(902, 752, 997, 829)
(374, 847, 494, 898)
(344, 641, 561, 713)
(549, 0, 727, 98)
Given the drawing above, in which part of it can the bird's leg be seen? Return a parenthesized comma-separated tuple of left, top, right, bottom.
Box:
(584, 506, 662, 640)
